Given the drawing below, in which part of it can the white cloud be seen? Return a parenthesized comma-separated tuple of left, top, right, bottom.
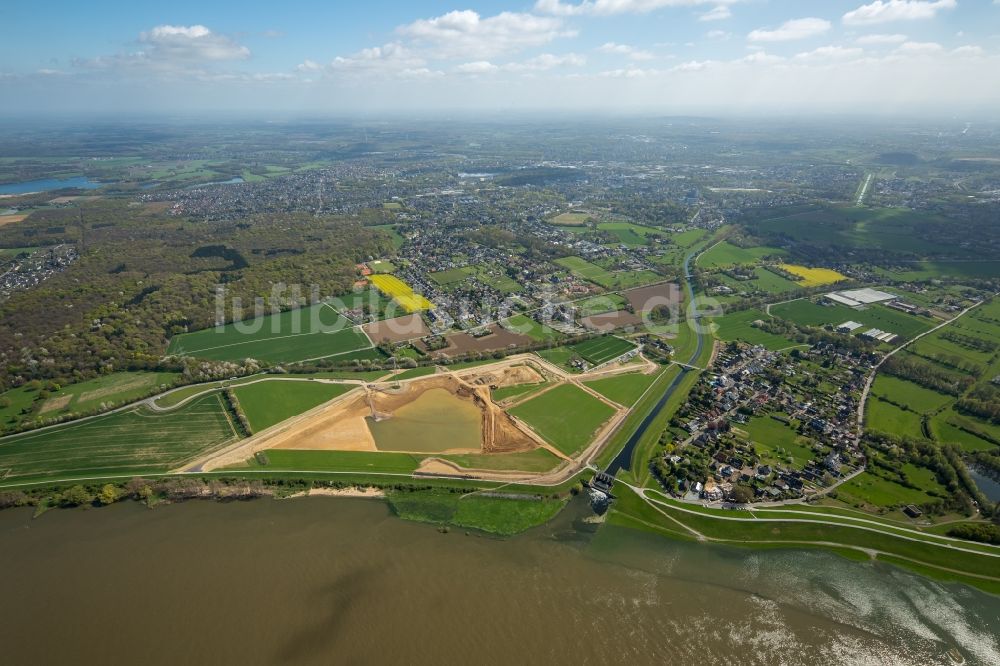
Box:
(139, 25, 250, 61)
(706, 30, 731, 40)
(456, 61, 500, 74)
(509, 53, 587, 70)
(318, 42, 438, 79)
(599, 67, 658, 78)
(855, 33, 908, 44)
(952, 45, 985, 56)
(794, 45, 865, 60)
(699, 5, 732, 21)
(739, 51, 784, 64)
(672, 59, 713, 71)
(457, 53, 587, 74)
(535, 0, 736, 17)
(895, 40, 944, 53)
(748, 18, 831, 42)
(843, 0, 957, 26)
(598, 42, 654, 60)
(397, 10, 571, 59)
(296, 59, 322, 72)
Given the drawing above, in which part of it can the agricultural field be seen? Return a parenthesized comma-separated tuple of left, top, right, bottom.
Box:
(583, 371, 657, 407)
(771, 300, 935, 340)
(0, 394, 237, 481)
(715, 267, 801, 296)
(369, 274, 433, 312)
(866, 398, 926, 440)
(555, 256, 659, 290)
(503, 314, 562, 342)
(509, 383, 617, 456)
(778, 264, 848, 287)
(570, 336, 637, 366)
(550, 211, 592, 226)
(835, 467, 946, 509)
(167, 301, 377, 363)
(596, 222, 664, 247)
(440, 447, 562, 473)
(712, 309, 799, 350)
(869, 375, 953, 414)
(575, 293, 628, 317)
(234, 380, 355, 432)
(245, 449, 423, 473)
(699, 242, 786, 268)
(0, 371, 179, 431)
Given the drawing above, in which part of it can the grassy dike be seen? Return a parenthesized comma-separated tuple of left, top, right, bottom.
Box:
(608, 484, 1000, 595)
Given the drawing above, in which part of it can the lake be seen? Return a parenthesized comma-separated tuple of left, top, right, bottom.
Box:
(0, 176, 101, 195)
(0, 496, 997, 665)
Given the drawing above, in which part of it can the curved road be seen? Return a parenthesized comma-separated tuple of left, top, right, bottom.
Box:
(605, 246, 708, 476)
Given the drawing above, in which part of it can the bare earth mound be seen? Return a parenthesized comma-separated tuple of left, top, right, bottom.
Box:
(459, 363, 545, 388)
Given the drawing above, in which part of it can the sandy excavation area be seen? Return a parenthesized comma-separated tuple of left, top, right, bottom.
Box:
(458, 362, 546, 388)
(263, 373, 542, 456)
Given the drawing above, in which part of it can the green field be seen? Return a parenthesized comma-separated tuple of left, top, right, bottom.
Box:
(583, 371, 657, 407)
(0, 371, 179, 431)
(367, 260, 397, 273)
(167, 301, 377, 363)
(503, 314, 562, 342)
(0, 394, 237, 481)
(234, 380, 355, 432)
(428, 266, 475, 286)
(535, 346, 578, 370)
(555, 256, 659, 290)
(440, 447, 562, 473)
(491, 381, 548, 403)
(722, 267, 802, 295)
(712, 309, 798, 350)
(596, 222, 664, 246)
(509, 383, 617, 456)
(866, 399, 926, 439)
(244, 449, 423, 473)
(569, 336, 637, 365)
(387, 489, 566, 535)
(870, 375, 953, 414)
(550, 211, 592, 226)
(575, 293, 628, 317)
(742, 415, 818, 469)
(699, 241, 786, 267)
(771, 300, 934, 340)
(836, 469, 943, 508)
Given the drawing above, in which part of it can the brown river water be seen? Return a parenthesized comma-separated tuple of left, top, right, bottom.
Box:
(1, 496, 998, 666)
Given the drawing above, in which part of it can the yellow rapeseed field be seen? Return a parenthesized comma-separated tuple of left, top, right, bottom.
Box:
(369, 274, 433, 312)
(779, 264, 847, 287)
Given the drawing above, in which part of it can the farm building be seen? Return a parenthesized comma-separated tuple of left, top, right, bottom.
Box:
(824, 288, 895, 307)
(836, 321, 863, 333)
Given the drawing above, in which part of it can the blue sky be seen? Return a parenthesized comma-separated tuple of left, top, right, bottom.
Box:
(1, 0, 997, 115)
